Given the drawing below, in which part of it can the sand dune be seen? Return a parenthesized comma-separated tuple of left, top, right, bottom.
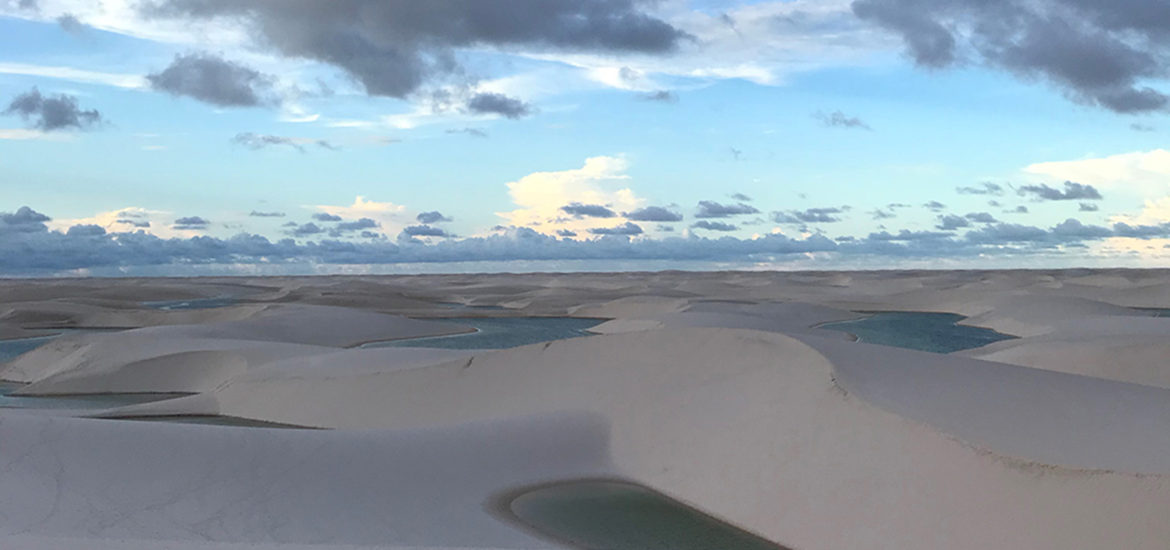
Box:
(3, 271, 1170, 549)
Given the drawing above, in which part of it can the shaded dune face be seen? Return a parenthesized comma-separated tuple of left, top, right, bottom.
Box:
(502, 479, 791, 550)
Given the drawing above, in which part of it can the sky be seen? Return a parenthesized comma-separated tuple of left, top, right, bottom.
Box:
(2, 0, 1170, 275)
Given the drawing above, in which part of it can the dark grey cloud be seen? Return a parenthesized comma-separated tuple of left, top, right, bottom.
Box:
(335, 218, 379, 232)
(870, 209, 896, 220)
(964, 211, 998, 223)
(772, 207, 846, 224)
(173, 216, 210, 230)
(691, 220, 738, 232)
(66, 224, 106, 237)
(936, 214, 971, 230)
(289, 222, 324, 237)
(956, 181, 1004, 195)
(556, 229, 577, 237)
(561, 202, 617, 218)
(641, 90, 678, 102)
(147, 52, 273, 107)
(232, 132, 334, 153)
(446, 127, 488, 138)
(924, 200, 946, 211)
(146, 1, 688, 101)
(18, 0, 38, 12)
(3, 87, 101, 131)
(56, 13, 86, 34)
(814, 110, 871, 130)
(624, 206, 683, 222)
(695, 200, 759, 218)
(249, 211, 286, 218)
(730, 193, 752, 202)
(401, 225, 449, 237)
(312, 212, 342, 222)
(1017, 181, 1103, 201)
(0, 206, 50, 234)
(1007, 205, 1029, 214)
(466, 92, 531, 119)
(588, 222, 643, 236)
(118, 219, 152, 228)
(1079, 202, 1100, 212)
(853, 0, 1170, 113)
(417, 211, 453, 224)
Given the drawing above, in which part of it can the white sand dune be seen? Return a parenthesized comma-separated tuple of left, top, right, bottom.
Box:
(4, 271, 1170, 549)
(3, 328, 1167, 550)
(1, 305, 472, 393)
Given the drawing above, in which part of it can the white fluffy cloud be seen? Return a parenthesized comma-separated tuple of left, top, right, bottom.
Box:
(496, 156, 648, 239)
(312, 196, 409, 237)
(1024, 149, 1170, 197)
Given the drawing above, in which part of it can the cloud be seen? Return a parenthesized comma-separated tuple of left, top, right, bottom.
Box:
(1079, 202, 1100, 212)
(0, 206, 50, 234)
(288, 222, 324, 237)
(560, 202, 617, 218)
(497, 155, 644, 239)
(641, 90, 678, 102)
(3, 87, 101, 131)
(588, 222, 643, 236)
(870, 209, 896, 220)
(335, 218, 379, 232)
(1131, 123, 1156, 132)
(1017, 181, 1103, 201)
(730, 193, 752, 202)
(772, 207, 846, 223)
(691, 220, 738, 232)
(315, 196, 410, 237)
(814, 110, 871, 130)
(924, 200, 946, 211)
(956, 181, 1004, 195)
(232, 132, 335, 152)
(964, 211, 998, 223)
(249, 210, 285, 218)
(695, 200, 759, 218)
(401, 225, 449, 237)
(416, 211, 453, 224)
(145, 1, 687, 100)
(172, 216, 209, 230)
(56, 13, 86, 34)
(311, 212, 342, 222)
(466, 92, 531, 119)
(65, 224, 105, 237)
(556, 229, 577, 237)
(1007, 205, 1029, 214)
(853, 0, 1170, 113)
(1023, 149, 1170, 196)
(624, 205, 683, 222)
(147, 52, 274, 107)
(446, 127, 487, 138)
(936, 214, 970, 230)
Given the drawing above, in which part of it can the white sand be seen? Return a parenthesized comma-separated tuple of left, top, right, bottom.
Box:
(2, 270, 1170, 549)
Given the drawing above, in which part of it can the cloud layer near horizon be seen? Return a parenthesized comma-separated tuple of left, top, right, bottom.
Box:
(8, 204, 1170, 273)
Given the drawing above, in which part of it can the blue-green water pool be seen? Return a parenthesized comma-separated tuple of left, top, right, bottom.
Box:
(819, 312, 1015, 353)
(362, 317, 603, 350)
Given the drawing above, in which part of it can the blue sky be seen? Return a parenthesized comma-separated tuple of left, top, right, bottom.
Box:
(2, 0, 1170, 275)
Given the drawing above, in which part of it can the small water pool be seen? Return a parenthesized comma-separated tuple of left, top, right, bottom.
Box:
(141, 296, 238, 310)
(505, 480, 788, 550)
(362, 317, 603, 350)
(0, 335, 59, 363)
(819, 311, 1015, 353)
